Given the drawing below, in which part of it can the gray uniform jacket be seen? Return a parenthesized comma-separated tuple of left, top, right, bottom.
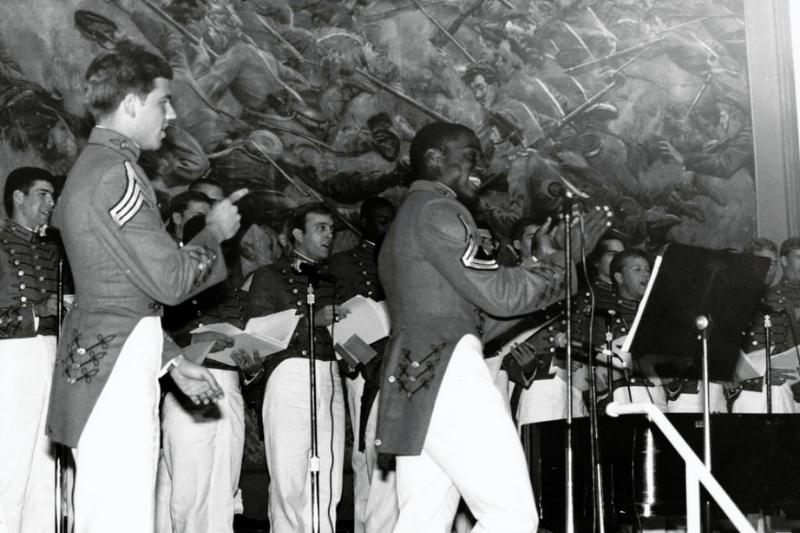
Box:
(46, 127, 226, 447)
(375, 179, 563, 456)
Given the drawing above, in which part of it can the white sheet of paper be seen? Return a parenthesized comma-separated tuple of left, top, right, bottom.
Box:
(191, 309, 302, 361)
(329, 295, 390, 346)
(735, 345, 800, 382)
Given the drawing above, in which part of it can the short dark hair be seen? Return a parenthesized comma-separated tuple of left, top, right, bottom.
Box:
(167, 191, 212, 218)
(359, 196, 395, 220)
(744, 237, 778, 256)
(4, 167, 56, 217)
(409, 122, 477, 177)
(779, 237, 800, 258)
(609, 249, 650, 286)
(510, 216, 540, 243)
(290, 202, 334, 241)
(84, 42, 172, 120)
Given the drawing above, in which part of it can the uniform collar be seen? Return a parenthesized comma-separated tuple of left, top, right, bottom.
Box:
(87, 126, 141, 161)
(291, 249, 317, 271)
(408, 179, 457, 199)
(2, 219, 37, 242)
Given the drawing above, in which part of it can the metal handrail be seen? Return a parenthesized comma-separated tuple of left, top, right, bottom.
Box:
(605, 402, 756, 533)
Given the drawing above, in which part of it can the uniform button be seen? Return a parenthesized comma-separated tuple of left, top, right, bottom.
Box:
(19, 283, 25, 290)
(301, 350, 308, 356)
(293, 289, 298, 294)
(409, 376, 416, 382)
(366, 281, 372, 286)
(77, 347, 86, 355)
(20, 296, 27, 303)
(362, 270, 367, 275)
(191, 299, 198, 305)
(14, 260, 20, 266)
(38, 276, 44, 281)
(621, 327, 626, 332)
(296, 300, 302, 306)
(374, 439, 382, 446)
(411, 361, 419, 369)
(35, 266, 41, 270)
(40, 288, 46, 294)
(388, 376, 396, 383)
(367, 291, 373, 296)
(33, 255, 39, 260)
(288, 278, 294, 283)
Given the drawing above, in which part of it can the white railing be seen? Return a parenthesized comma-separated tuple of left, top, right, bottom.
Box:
(605, 402, 755, 533)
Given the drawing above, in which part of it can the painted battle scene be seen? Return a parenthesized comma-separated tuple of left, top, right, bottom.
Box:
(0, 0, 754, 253)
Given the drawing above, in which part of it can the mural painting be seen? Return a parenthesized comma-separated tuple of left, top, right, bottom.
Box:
(0, 0, 754, 250)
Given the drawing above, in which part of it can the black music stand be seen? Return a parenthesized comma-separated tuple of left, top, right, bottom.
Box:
(621, 242, 769, 530)
(624, 243, 769, 381)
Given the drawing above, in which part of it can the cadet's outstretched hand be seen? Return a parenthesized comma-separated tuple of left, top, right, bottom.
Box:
(169, 356, 224, 405)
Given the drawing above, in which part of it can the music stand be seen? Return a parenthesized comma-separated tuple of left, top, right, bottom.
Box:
(622, 243, 769, 382)
(620, 243, 768, 529)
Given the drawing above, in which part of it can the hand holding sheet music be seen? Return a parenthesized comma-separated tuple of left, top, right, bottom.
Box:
(190, 309, 302, 366)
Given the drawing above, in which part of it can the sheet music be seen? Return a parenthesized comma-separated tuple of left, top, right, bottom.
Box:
(191, 309, 301, 364)
(329, 295, 391, 346)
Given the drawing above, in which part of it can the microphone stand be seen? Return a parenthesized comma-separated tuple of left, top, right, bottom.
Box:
(561, 195, 606, 532)
(305, 280, 321, 533)
(764, 315, 772, 414)
(563, 193, 576, 533)
(696, 315, 712, 532)
(55, 257, 64, 533)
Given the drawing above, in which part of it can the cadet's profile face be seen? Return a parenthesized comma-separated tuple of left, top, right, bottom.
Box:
(781, 249, 800, 282)
(362, 205, 396, 242)
(514, 224, 540, 256)
(14, 180, 55, 229)
(469, 74, 495, 108)
(131, 77, 176, 151)
(615, 256, 651, 301)
(435, 133, 484, 204)
(294, 213, 335, 261)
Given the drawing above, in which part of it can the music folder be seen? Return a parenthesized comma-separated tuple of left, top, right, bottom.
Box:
(621, 243, 769, 381)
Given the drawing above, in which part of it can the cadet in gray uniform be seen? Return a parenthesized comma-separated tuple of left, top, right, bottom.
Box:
(375, 122, 607, 533)
(45, 43, 245, 533)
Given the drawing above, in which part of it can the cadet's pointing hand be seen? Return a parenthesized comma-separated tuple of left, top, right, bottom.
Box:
(206, 189, 249, 242)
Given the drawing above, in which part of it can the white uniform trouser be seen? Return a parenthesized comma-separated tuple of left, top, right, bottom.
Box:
(732, 383, 797, 413)
(515, 377, 588, 426)
(362, 392, 398, 533)
(345, 374, 369, 533)
(156, 368, 245, 533)
(666, 383, 727, 413)
(0, 335, 56, 533)
(393, 334, 537, 533)
(73, 317, 162, 533)
(263, 359, 344, 533)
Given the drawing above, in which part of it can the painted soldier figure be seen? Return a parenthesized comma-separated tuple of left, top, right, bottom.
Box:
(0, 167, 61, 533)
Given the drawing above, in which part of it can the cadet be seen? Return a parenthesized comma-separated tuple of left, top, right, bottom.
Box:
(375, 122, 607, 533)
(328, 196, 397, 533)
(242, 202, 345, 533)
(45, 43, 245, 533)
(0, 167, 60, 533)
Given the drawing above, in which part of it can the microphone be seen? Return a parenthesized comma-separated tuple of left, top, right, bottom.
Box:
(547, 181, 567, 198)
(298, 262, 338, 285)
(554, 332, 627, 368)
